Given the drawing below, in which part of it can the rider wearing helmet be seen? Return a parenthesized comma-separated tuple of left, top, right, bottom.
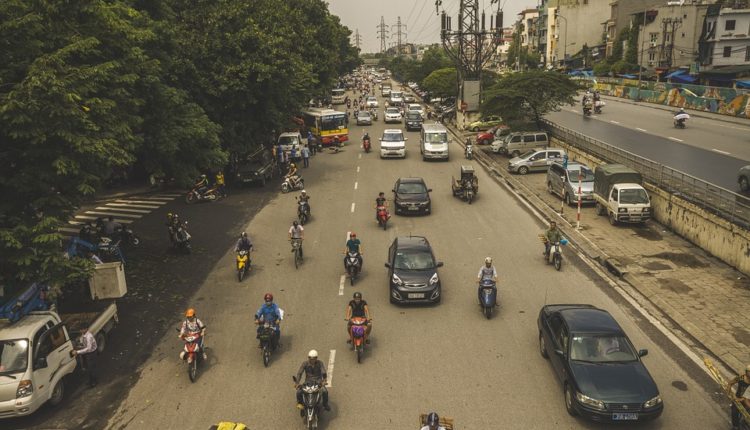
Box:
(420, 412, 446, 430)
(297, 190, 311, 217)
(254, 293, 281, 347)
(289, 220, 305, 258)
(477, 257, 498, 284)
(178, 308, 207, 360)
(194, 174, 209, 196)
(295, 350, 330, 411)
(235, 232, 253, 253)
(345, 291, 371, 344)
(343, 232, 363, 269)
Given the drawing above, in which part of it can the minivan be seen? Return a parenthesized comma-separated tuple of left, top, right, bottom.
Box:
(492, 132, 549, 157)
(507, 148, 566, 174)
(380, 129, 407, 159)
(547, 161, 595, 205)
(420, 123, 450, 161)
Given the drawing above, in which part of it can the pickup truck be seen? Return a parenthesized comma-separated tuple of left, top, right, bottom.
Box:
(0, 266, 123, 418)
(232, 148, 276, 187)
(593, 164, 651, 225)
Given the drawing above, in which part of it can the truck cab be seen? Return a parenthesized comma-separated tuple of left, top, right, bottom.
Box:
(0, 312, 76, 418)
(593, 164, 651, 225)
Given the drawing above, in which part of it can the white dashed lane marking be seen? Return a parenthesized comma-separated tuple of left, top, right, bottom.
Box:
(712, 148, 730, 155)
(668, 136, 684, 142)
(326, 350, 336, 387)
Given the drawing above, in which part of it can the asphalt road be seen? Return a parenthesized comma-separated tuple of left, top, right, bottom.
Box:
(546, 98, 750, 192)
(87, 89, 727, 429)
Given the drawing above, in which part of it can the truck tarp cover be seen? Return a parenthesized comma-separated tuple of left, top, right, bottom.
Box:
(594, 164, 643, 197)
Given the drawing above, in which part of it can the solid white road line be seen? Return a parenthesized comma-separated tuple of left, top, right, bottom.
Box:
(339, 275, 345, 296)
(326, 350, 336, 388)
(115, 199, 167, 205)
(354, 182, 358, 190)
(609, 120, 620, 124)
(155, 193, 182, 198)
(140, 196, 177, 201)
(351, 203, 355, 213)
(712, 148, 730, 155)
(668, 136, 684, 142)
(95, 206, 150, 214)
(106, 202, 161, 210)
(636, 127, 647, 132)
(74, 215, 133, 223)
(85, 211, 141, 219)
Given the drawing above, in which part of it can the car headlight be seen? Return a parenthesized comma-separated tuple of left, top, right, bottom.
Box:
(642, 207, 650, 212)
(16, 380, 33, 398)
(391, 273, 404, 286)
(576, 392, 605, 410)
(643, 395, 662, 408)
(429, 273, 439, 285)
(618, 208, 628, 213)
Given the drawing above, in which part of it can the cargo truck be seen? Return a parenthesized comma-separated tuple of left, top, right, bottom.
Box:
(593, 164, 651, 225)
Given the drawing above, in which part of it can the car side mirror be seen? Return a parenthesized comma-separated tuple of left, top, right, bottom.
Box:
(554, 349, 565, 358)
(391, 189, 396, 193)
(384, 263, 391, 268)
(35, 356, 48, 369)
(638, 349, 648, 357)
(436, 261, 444, 267)
(427, 189, 433, 193)
(405, 137, 408, 141)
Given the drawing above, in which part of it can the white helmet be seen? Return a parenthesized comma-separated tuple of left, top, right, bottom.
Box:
(301, 190, 307, 195)
(308, 349, 318, 359)
(485, 257, 492, 264)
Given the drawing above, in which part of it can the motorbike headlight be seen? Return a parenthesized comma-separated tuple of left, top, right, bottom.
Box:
(429, 273, 439, 285)
(643, 395, 662, 409)
(576, 392, 605, 410)
(16, 380, 33, 398)
(391, 273, 404, 286)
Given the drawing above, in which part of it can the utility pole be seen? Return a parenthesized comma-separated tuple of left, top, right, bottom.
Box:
(391, 17, 407, 57)
(353, 29, 362, 50)
(376, 16, 389, 54)
(438, 0, 502, 122)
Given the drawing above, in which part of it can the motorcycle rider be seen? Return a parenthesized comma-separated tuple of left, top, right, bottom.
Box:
(362, 132, 371, 150)
(726, 363, 750, 429)
(289, 220, 304, 258)
(285, 163, 301, 189)
(193, 174, 209, 197)
(103, 215, 122, 237)
(254, 293, 281, 348)
(295, 350, 330, 411)
(421, 412, 447, 430)
(345, 292, 371, 344)
(297, 190, 311, 217)
(343, 232, 363, 271)
(375, 192, 388, 222)
(79, 221, 97, 244)
(543, 220, 563, 260)
(477, 257, 498, 304)
(235, 232, 253, 253)
(178, 308, 207, 360)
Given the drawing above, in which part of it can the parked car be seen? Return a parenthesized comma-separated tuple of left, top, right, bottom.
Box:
(738, 165, 750, 192)
(492, 131, 549, 157)
(476, 125, 510, 145)
(392, 177, 432, 215)
(547, 161, 595, 206)
(379, 129, 407, 159)
(366, 96, 379, 108)
(356, 110, 373, 126)
(507, 148, 566, 175)
(404, 112, 423, 131)
(384, 107, 402, 123)
(467, 115, 502, 132)
(385, 236, 443, 304)
(407, 103, 425, 119)
(277, 131, 302, 152)
(404, 93, 416, 103)
(233, 150, 276, 187)
(537, 304, 663, 422)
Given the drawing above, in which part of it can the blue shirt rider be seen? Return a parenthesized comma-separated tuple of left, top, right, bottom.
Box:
(344, 233, 363, 269)
(255, 293, 281, 346)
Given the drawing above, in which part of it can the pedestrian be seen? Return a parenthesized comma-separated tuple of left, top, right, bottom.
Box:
(73, 325, 98, 387)
(277, 143, 285, 176)
(290, 145, 298, 164)
(307, 131, 316, 155)
(301, 145, 310, 168)
(215, 170, 227, 197)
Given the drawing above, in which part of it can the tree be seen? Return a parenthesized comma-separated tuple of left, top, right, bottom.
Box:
(422, 68, 457, 98)
(481, 71, 582, 126)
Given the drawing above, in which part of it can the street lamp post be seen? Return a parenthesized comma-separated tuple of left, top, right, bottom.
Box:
(636, 9, 648, 101)
(555, 12, 568, 70)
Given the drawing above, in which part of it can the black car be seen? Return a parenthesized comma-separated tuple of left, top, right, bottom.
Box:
(404, 112, 423, 131)
(233, 150, 276, 186)
(392, 177, 432, 215)
(385, 236, 443, 304)
(537, 304, 663, 423)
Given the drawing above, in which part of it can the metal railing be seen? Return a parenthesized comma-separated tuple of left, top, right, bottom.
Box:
(542, 119, 750, 228)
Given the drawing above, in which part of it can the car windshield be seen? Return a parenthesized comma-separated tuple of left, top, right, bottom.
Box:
(386, 108, 400, 114)
(391, 92, 403, 98)
(619, 188, 650, 204)
(425, 133, 448, 143)
(332, 89, 344, 97)
(569, 335, 638, 363)
(382, 132, 404, 142)
(320, 114, 347, 131)
(568, 167, 595, 182)
(367, 97, 376, 102)
(394, 250, 435, 270)
(0, 339, 29, 375)
(278, 136, 299, 146)
(357, 112, 371, 118)
(397, 182, 427, 194)
(409, 105, 421, 111)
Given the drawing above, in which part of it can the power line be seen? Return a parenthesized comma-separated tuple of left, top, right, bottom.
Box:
(404, 0, 422, 28)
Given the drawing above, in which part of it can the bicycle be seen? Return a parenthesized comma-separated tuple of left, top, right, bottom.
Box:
(290, 238, 303, 269)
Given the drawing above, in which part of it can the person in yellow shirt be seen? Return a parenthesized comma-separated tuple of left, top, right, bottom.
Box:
(215, 170, 226, 197)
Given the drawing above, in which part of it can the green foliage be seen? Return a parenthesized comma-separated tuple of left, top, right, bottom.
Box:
(380, 45, 452, 86)
(624, 24, 640, 66)
(611, 60, 637, 75)
(481, 71, 581, 126)
(593, 62, 612, 76)
(422, 68, 457, 98)
(609, 28, 629, 63)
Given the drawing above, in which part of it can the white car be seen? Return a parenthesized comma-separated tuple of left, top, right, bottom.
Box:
(379, 129, 407, 159)
(384, 107, 402, 123)
(277, 131, 302, 152)
(407, 103, 425, 118)
(366, 96, 379, 108)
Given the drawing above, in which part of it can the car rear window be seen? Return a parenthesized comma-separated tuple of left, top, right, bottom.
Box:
(397, 182, 427, 194)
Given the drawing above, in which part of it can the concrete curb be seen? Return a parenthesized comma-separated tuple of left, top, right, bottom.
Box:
(600, 94, 750, 127)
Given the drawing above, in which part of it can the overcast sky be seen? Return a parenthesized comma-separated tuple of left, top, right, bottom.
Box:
(326, 0, 534, 53)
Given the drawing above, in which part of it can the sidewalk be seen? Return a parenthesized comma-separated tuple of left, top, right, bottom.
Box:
(447, 123, 750, 375)
(600, 94, 750, 126)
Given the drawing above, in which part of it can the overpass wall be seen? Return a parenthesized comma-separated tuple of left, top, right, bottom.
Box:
(552, 137, 750, 275)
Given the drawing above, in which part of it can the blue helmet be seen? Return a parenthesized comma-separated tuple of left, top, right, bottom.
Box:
(427, 412, 439, 426)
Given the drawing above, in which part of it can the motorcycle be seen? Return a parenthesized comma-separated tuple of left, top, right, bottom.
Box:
(369, 109, 378, 121)
(172, 221, 192, 254)
(258, 320, 279, 367)
(114, 225, 140, 247)
(594, 100, 605, 114)
(281, 176, 304, 194)
(465, 144, 473, 160)
(673, 112, 689, 129)
(345, 252, 361, 286)
(185, 186, 221, 204)
(177, 329, 204, 382)
(236, 250, 250, 282)
(478, 279, 498, 319)
(349, 316, 368, 363)
(292, 376, 324, 429)
(362, 138, 371, 153)
(582, 104, 592, 116)
(297, 198, 311, 225)
(544, 239, 568, 271)
(376, 205, 390, 230)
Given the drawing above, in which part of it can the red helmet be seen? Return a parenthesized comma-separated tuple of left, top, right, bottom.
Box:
(264, 293, 273, 302)
(350, 232, 357, 238)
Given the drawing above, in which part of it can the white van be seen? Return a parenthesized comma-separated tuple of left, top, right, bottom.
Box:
(420, 123, 450, 161)
(380, 129, 407, 158)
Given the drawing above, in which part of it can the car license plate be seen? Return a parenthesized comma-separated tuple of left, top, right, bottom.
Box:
(408, 206, 418, 211)
(612, 413, 638, 421)
(407, 293, 424, 299)
(242, 178, 253, 183)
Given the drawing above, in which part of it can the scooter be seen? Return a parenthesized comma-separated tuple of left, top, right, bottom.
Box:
(114, 225, 140, 247)
(345, 252, 361, 286)
(673, 113, 689, 129)
(376, 206, 390, 230)
(465, 144, 473, 160)
(258, 320, 279, 367)
(292, 376, 324, 429)
(582, 104, 592, 116)
(281, 176, 304, 193)
(185, 186, 220, 204)
(172, 221, 192, 254)
(594, 100, 604, 114)
(349, 317, 368, 363)
(177, 329, 204, 383)
(362, 138, 371, 153)
(236, 250, 250, 282)
(544, 239, 568, 271)
(478, 279, 498, 319)
(297, 198, 311, 225)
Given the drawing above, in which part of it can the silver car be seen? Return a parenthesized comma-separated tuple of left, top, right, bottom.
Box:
(738, 165, 750, 192)
(356, 111, 373, 125)
(507, 148, 566, 175)
(384, 107, 402, 123)
(547, 161, 595, 205)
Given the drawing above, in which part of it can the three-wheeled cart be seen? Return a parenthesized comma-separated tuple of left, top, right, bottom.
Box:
(419, 414, 454, 430)
(451, 165, 478, 204)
